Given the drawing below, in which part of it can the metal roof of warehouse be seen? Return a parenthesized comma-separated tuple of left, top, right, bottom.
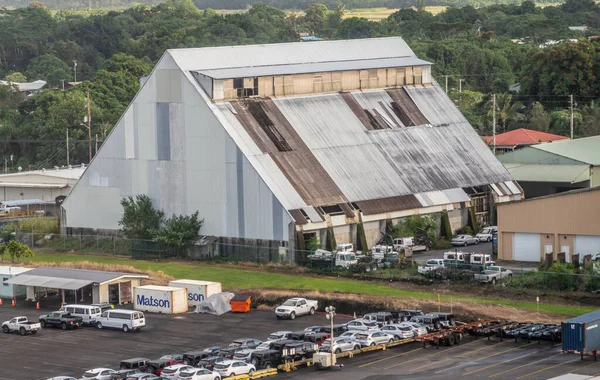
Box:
(503, 163, 590, 183)
(533, 135, 600, 165)
(194, 57, 431, 79)
(5, 267, 148, 290)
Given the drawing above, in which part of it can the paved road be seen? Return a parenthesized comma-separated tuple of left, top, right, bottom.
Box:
(1, 301, 595, 380)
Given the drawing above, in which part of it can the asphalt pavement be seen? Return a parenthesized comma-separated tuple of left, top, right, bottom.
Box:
(1, 301, 596, 380)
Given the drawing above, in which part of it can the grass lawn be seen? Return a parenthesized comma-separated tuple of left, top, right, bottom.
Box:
(30, 253, 594, 318)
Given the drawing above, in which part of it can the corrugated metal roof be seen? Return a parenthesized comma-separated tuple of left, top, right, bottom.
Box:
(169, 37, 417, 72)
(482, 128, 568, 147)
(5, 275, 92, 290)
(503, 163, 590, 183)
(213, 88, 513, 208)
(11, 267, 147, 284)
(533, 135, 600, 165)
(406, 85, 467, 125)
(194, 57, 431, 79)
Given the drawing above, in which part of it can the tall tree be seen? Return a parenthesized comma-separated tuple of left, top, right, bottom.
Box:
(26, 55, 71, 87)
(528, 102, 550, 132)
(487, 93, 524, 132)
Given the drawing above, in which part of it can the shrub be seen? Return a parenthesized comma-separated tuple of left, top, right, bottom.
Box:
(5, 217, 59, 234)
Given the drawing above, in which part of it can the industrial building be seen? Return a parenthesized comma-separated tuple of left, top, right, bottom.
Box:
(0, 165, 85, 203)
(5, 267, 148, 305)
(62, 37, 521, 256)
(499, 135, 600, 198)
(498, 187, 600, 262)
(0, 266, 32, 298)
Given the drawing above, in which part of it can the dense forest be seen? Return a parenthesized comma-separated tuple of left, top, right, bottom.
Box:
(0, 0, 600, 169)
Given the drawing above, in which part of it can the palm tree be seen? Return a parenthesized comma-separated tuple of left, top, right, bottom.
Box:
(487, 93, 524, 132)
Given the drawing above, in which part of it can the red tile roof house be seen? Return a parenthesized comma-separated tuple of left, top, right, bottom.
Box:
(483, 128, 569, 154)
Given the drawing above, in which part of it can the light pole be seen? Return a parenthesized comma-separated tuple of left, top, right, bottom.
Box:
(325, 306, 336, 367)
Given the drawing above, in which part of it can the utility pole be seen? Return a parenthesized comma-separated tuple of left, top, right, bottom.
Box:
(459, 79, 464, 93)
(492, 94, 496, 155)
(66, 128, 70, 166)
(73, 60, 77, 84)
(87, 91, 92, 162)
(445, 76, 448, 93)
(95, 134, 98, 155)
(570, 94, 574, 139)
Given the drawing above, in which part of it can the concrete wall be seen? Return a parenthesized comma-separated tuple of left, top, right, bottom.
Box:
(0, 185, 71, 202)
(63, 52, 292, 243)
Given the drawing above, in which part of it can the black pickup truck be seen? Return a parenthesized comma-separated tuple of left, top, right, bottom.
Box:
(39, 312, 83, 330)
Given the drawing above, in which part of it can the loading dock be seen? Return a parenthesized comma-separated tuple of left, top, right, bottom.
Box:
(4, 267, 148, 306)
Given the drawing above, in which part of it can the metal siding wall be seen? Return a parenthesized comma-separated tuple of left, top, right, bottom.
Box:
(169, 103, 185, 162)
(237, 148, 245, 237)
(259, 77, 274, 97)
(124, 105, 135, 159)
(293, 74, 314, 95)
(498, 190, 600, 237)
(225, 135, 239, 237)
(341, 71, 360, 91)
(213, 80, 224, 100)
(272, 194, 283, 241)
(156, 103, 171, 161)
(137, 102, 157, 160)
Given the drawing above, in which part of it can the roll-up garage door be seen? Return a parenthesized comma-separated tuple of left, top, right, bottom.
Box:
(513, 233, 541, 262)
(574, 235, 600, 256)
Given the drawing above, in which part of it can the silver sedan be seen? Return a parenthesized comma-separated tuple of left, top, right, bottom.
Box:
(320, 337, 361, 353)
(380, 324, 414, 340)
(451, 234, 479, 246)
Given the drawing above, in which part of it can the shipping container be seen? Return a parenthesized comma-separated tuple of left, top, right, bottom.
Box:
(562, 310, 600, 359)
(168, 280, 222, 307)
(133, 285, 188, 314)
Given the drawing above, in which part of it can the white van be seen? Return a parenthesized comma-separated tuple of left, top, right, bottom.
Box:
(59, 304, 102, 326)
(95, 309, 145, 332)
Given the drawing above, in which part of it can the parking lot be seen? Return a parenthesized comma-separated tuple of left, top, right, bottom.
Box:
(1, 302, 598, 380)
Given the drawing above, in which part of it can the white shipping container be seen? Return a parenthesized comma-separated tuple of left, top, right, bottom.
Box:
(168, 280, 222, 307)
(133, 285, 188, 314)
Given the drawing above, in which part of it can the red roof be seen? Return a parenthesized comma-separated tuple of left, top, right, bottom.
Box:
(482, 128, 568, 147)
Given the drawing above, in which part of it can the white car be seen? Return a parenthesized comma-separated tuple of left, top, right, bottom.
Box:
(353, 331, 394, 347)
(339, 331, 361, 339)
(232, 348, 256, 362)
(320, 337, 361, 353)
(213, 360, 255, 378)
(160, 364, 193, 379)
(177, 368, 221, 380)
(476, 226, 497, 242)
(266, 331, 292, 341)
(399, 322, 428, 337)
(346, 319, 380, 331)
(380, 324, 414, 340)
(79, 368, 115, 380)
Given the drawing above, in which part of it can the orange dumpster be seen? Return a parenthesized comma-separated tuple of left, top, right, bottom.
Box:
(230, 295, 251, 313)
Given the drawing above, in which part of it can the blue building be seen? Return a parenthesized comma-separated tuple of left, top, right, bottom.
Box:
(0, 266, 32, 299)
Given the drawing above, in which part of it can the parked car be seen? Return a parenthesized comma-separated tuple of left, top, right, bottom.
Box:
(119, 358, 150, 372)
(353, 331, 394, 347)
(380, 325, 414, 340)
(176, 368, 221, 380)
(320, 337, 361, 353)
(339, 331, 361, 339)
(47, 377, 76, 380)
(275, 298, 318, 320)
(362, 312, 394, 327)
(2, 316, 41, 335)
(303, 325, 327, 334)
(182, 347, 222, 366)
(125, 374, 159, 380)
(95, 310, 145, 332)
(451, 235, 479, 246)
(228, 338, 262, 349)
(409, 315, 442, 332)
(476, 226, 497, 242)
(346, 319, 380, 331)
(159, 354, 183, 363)
(417, 259, 445, 275)
(398, 322, 428, 337)
(213, 360, 255, 378)
(474, 266, 513, 284)
(305, 332, 330, 346)
(321, 324, 349, 335)
(109, 369, 140, 380)
(381, 310, 424, 323)
(281, 341, 318, 361)
(79, 368, 115, 380)
(592, 252, 600, 262)
(266, 331, 293, 341)
(232, 348, 256, 362)
(218, 347, 244, 359)
(427, 313, 456, 328)
(288, 330, 308, 341)
(147, 359, 180, 376)
(197, 356, 227, 371)
(158, 364, 193, 379)
(39, 312, 83, 330)
(248, 350, 288, 369)
(60, 304, 103, 326)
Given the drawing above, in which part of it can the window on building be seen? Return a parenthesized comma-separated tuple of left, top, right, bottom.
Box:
(232, 77, 259, 98)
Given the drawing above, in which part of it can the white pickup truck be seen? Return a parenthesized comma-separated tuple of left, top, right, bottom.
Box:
(275, 298, 318, 320)
(474, 266, 513, 284)
(2, 316, 42, 335)
(417, 259, 445, 275)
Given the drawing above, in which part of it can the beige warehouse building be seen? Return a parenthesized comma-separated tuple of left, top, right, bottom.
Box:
(498, 187, 600, 262)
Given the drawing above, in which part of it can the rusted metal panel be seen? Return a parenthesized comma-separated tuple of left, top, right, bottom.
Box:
(357, 194, 422, 215)
(289, 209, 308, 225)
(350, 91, 404, 128)
(231, 99, 347, 207)
(340, 92, 377, 131)
(338, 203, 355, 218)
(386, 88, 429, 126)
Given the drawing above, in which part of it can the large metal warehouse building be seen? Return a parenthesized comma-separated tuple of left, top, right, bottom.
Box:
(62, 37, 521, 256)
(498, 187, 600, 262)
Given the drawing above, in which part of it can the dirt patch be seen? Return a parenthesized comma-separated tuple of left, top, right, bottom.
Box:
(232, 289, 563, 323)
(25, 261, 174, 286)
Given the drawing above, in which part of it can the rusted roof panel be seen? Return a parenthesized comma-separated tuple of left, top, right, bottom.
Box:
(386, 88, 429, 126)
(338, 203, 356, 218)
(348, 91, 404, 129)
(357, 194, 422, 215)
(289, 209, 308, 225)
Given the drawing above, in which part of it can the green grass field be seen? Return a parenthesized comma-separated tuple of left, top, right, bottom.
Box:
(29, 253, 595, 318)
